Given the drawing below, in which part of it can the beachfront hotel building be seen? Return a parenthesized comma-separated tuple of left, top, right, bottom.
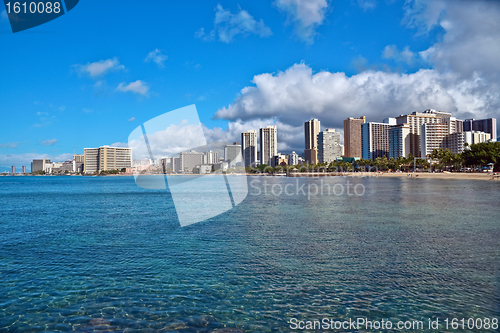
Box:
(463, 118, 497, 142)
(260, 125, 278, 167)
(179, 150, 204, 173)
(395, 109, 463, 157)
(344, 116, 366, 158)
(361, 120, 395, 160)
(304, 119, 321, 164)
(83, 146, 133, 174)
(389, 123, 411, 159)
(420, 123, 458, 157)
(421, 123, 491, 157)
(241, 130, 257, 167)
(203, 150, 218, 165)
(317, 129, 342, 163)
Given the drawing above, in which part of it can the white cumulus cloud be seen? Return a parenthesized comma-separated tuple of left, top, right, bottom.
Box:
(116, 80, 149, 96)
(215, 63, 499, 130)
(411, 0, 500, 80)
(0, 142, 19, 149)
(144, 49, 168, 68)
(41, 139, 57, 146)
(276, 0, 329, 44)
(196, 4, 272, 43)
(74, 57, 125, 77)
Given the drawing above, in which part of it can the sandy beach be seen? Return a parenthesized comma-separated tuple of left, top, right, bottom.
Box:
(288, 171, 500, 181)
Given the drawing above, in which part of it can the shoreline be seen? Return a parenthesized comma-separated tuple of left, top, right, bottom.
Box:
(287, 171, 500, 181)
(4, 172, 499, 181)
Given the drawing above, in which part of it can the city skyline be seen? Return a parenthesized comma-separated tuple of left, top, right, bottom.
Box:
(2, 1, 500, 171)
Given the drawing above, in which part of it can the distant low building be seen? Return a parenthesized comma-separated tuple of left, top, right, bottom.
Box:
(274, 153, 289, 167)
(198, 164, 213, 174)
(214, 162, 228, 172)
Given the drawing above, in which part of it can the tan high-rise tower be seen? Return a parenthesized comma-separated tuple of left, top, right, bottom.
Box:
(241, 130, 258, 167)
(260, 126, 278, 167)
(343, 116, 366, 158)
(304, 119, 321, 165)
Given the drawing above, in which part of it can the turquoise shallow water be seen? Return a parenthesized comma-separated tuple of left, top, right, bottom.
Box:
(0, 175, 499, 332)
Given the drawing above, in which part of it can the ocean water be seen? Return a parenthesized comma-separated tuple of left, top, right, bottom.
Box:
(0, 175, 499, 332)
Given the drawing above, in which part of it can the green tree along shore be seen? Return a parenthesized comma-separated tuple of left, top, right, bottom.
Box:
(246, 142, 500, 174)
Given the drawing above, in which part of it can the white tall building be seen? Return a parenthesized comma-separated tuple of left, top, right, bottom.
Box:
(289, 151, 299, 166)
(389, 123, 411, 159)
(421, 122, 491, 157)
(317, 129, 342, 163)
(395, 109, 459, 157)
(260, 125, 278, 167)
(203, 150, 218, 165)
(241, 130, 258, 167)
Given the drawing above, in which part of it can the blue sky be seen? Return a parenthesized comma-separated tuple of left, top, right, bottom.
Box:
(1, 0, 499, 170)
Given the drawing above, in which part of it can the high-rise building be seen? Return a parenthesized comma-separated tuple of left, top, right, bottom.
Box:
(289, 151, 299, 166)
(73, 154, 84, 173)
(241, 130, 257, 167)
(203, 150, 218, 165)
(260, 125, 278, 167)
(317, 129, 342, 163)
(22, 166, 26, 173)
(361, 122, 391, 160)
(304, 119, 321, 164)
(420, 123, 456, 157)
(179, 150, 204, 173)
(74, 154, 84, 163)
(11, 166, 15, 174)
(224, 143, 242, 168)
(31, 158, 51, 173)
(389, 123, 411, 159)
(463, 118, 497, 142)
(84, 146, 133, 174)
(344, 116, 366, 158)
(395, 109, 461, 157)
(420, 125, 490, 157)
